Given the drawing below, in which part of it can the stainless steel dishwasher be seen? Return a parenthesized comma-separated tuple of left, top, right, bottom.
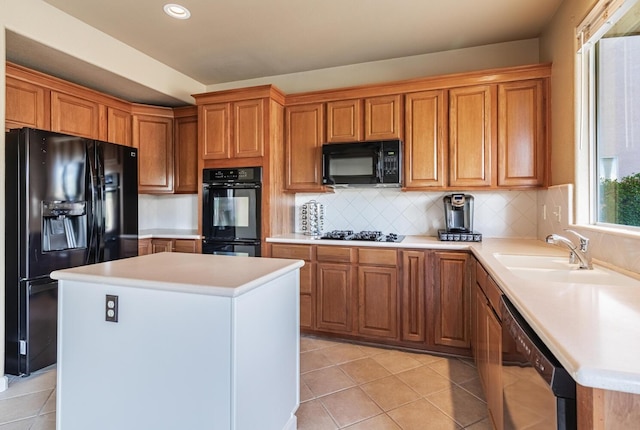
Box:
(500, 296, 577, 430)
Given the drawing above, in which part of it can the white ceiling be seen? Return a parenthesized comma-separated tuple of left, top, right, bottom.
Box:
(7, 0, 564, 106)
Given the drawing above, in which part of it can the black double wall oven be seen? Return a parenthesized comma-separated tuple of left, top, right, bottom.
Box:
(202, 167, 262, 257)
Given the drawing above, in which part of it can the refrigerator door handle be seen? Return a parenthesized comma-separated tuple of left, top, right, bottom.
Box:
(86, 144, 98, 265)
(96, 144, 106, 263)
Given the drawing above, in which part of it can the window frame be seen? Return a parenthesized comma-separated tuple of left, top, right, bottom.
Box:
(575, 0, 640, 236)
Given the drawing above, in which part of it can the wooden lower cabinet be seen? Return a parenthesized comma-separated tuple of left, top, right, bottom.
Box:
(138, 238, 152, 256)
(357, 248, 399, 340)
(316, 263, 355, 333)
(268, 243, 474, 355)
(270, 244, 315, 330)
(140, 238, 200, 254)
(474, 259, 504, 430)
(174, 239, 199, 253)
(432, 252, 472, 355)
(151, 239, 174, 253)
(400, 250, 427, 343)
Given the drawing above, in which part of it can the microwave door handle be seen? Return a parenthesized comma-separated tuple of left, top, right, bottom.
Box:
(376, 153, 383, 183)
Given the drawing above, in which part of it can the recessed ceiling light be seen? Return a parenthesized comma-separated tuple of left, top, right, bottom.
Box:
(163, 3, 191, 19)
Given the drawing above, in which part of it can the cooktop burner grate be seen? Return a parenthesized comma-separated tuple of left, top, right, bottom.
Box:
(320, 230, 404, 243)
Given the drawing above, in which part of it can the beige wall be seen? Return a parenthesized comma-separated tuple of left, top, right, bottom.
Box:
(539, 0, 596, 186)
(206, 39, 541, 94)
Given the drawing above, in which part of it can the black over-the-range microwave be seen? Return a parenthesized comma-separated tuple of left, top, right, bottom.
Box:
(322, 140, 402, 187)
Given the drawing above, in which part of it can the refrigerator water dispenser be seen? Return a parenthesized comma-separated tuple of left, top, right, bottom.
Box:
(42, 201, 87, 251)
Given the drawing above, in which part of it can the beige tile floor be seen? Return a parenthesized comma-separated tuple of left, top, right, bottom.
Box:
(298, 336, 491, 430)
(0, 365, 56, 429)
(0, 336, 490, 429)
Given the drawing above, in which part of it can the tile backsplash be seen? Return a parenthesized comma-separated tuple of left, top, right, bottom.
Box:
(295, 189, 538, 238)
(538, 184, 640, 275)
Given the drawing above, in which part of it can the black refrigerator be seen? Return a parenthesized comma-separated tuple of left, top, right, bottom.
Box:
(5, 127, 139, 376)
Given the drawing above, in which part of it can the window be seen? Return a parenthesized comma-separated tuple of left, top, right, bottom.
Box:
(578, 0, 640, 229)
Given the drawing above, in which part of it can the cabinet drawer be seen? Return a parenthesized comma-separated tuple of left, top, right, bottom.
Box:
(316, 246, 354, 263)
(271, 244, 312, 260)
(300, 263, 313, 294)
(475, 261, 488, 289)
(358, 248, 398, 266)
(174, 239, 198, 253)
(476, 260, 502, 318)
(485, 276, 503, 319)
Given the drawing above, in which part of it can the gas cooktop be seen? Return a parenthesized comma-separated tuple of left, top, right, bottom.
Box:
(320, 230, 405, 243)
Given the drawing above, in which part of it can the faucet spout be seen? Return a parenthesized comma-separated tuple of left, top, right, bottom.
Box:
(546, 232, 593, 269)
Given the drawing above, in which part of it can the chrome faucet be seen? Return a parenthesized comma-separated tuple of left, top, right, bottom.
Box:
(545, 229, 593, 269)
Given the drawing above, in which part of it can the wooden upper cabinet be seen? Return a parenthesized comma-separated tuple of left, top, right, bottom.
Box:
(132, 106, 174, 193)
(326, 99, 362, 142)
(173, 107, 198, 194)
(364, 95, 402, 140)
(285, 103, 325, 192)
(5, 76, 47, 131)
(326, 95, 402, 143)
(449, 85, 496, 188)
(404, 90, 447, 188)
(199, 98, 264, 160)
(498, 79, 547, 187)
(51, 91, 100, 139)
(107, 107, 132, 147)
(234, 98, 264, 158)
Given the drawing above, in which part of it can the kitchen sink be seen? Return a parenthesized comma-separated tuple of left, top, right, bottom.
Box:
(493, 253, 640, 287)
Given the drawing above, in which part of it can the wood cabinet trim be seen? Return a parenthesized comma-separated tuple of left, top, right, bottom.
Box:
(285, 63, 551, 105)
(7, 62, 132, 112)
(193, 84, 286, 106)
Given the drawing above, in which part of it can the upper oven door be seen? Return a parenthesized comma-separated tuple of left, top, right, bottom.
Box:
(202, 183, 261, 241)
(322, 142, 381, 186)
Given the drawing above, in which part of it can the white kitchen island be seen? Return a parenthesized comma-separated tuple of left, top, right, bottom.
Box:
(51, 252, 304, 430)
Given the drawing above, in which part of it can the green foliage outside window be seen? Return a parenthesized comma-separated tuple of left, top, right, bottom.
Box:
(600, 172, 640, 227)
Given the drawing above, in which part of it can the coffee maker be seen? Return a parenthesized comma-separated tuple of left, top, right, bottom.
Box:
(438, 194, 482, 241)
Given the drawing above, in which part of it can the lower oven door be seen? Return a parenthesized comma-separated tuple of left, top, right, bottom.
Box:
(202, 240, 261, 257)
(501, 297, 576, 430)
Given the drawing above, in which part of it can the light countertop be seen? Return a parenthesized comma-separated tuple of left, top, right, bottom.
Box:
(51, 253, 304, 298)
(138, 228, 200, 240)
(268, 234, 640, 394)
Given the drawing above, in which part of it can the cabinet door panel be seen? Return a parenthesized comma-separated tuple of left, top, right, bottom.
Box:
(433, 252, 471, 349)
(234, 99, 264, 158)
(133, 114, 174, 193)
(401, 250, 427, 343)
(5, 77, 47, 130)
(285, 103, 325, 191)
(404, 90, 447, 188)
(357, 266, 398, 339)
(498, 80, 546, 187)
(449, 85, 495, 187)
(486, 306, 503, 430)
(174, 114, 198, 193)
(174, 239, 198, 253)
(316, 263, 353, 333)
(364, 95, 402, 140)
(138, 239, 152, 256)
(201, 103, 231, 159)
(327, 99, 362, 142)
(107, 107, 132, 147)
(51, 91, 100, 139)
(151, 239, 174, 253)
